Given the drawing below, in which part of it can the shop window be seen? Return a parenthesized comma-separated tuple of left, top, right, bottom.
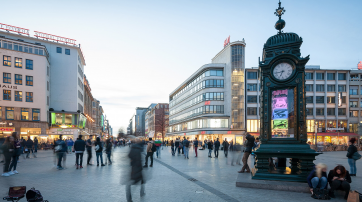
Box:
(247, 119, 260, 132)
(315, 120, 325, 132)
(64, 114, 73, 125)
(327, 108, 335, 116)
(21, 108, 29, 120)
(350, 111, 358, 117)
(3, 55, 11, 66)
(26, 76, 33, 86)
(247, 107, 257, 115)
(3, 73, 11, 83)
(316, 85, 324, 92)
(306, 84, 313, 92)
(326, 120, 336, 129)
(338, 73, 346, 80)
(316, 108, 324, 116)
(306, 120, 315, 132)
(15, 91, 22, 101)
(316, 96, 324, 103)
(338, 108, 346, 115)
(26, 92, 33, 102)
(6, 107, 14, 120)
(338, 85, 346, 92)
(305, 72, 313, 80)
(65, 49, 70, 55)
(32, 109, 40, 121)
(306, 96, 313, 103)
(327, 73, 335, 80)
(338, 121, 347, 132)
(55, 113, 63, 125)
(349, 123, 359, 133)
(3, 90, 11, 100)
(247, 96, 257, 103)
(15, 57, 22, 68)
(327, 85, 335, 92)
(316, 73, 324, 80)
(15, 74, 22, 85)
(26, 59, 33, 70)
(327, 96, 335, 103)
(306, 108, 313, 115)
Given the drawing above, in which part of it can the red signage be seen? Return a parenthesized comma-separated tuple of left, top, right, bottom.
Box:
(201, 131, 206, 134)
(184, 133, 186, 136)
(224, 36, 230, 47)
(0, 23, 29, 36)
(227, 131, 232, 134)
(0, 128, 14, 131)
(205, 101, 211, 105)
(34, 31, 76, 45)
(358, 61, 362, 70)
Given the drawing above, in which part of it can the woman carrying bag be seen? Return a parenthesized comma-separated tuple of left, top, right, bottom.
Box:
(8, 132, 21, 175)
(347, 138, 360, 176)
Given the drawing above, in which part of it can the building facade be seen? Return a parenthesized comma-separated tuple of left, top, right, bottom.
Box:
(166, 40, 246, 144)
(245, 66, 362, 145)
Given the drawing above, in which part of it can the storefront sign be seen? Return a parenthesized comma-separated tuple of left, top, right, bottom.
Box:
(0, 84, 17, 89)
(205, 101, 211, 105)
(326, 128, 344, 131)
(0, 127, 14, 131)
(201, 131, 206, 134)
(227, 131, 232, 134)
(358, 61, 362, 70)
(0, 122, 7, 124)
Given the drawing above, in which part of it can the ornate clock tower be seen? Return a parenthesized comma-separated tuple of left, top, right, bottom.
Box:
(252, 1, 319, 182)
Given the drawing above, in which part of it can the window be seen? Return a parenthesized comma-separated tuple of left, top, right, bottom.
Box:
(65, 49, 70, 55)
(26, 76, 33, 86)
(32, 109, 40, 121)
(15, 91, 22, 101)
(350, 111, 358, 117)
(21, 108, 29, 120)
(47, 96, 49, 106)
(247, 84, 257, 91)
(203, 79, 224, 88)
(3, 90, 11, 100)
(47, 66, 49, 76)
(306, 96, 313, 103)
(26, 59, 33, 70)
(3, 73, 11, 83)
(341, 96, 346, 103)
(56, 47, 62, 53)
(306, 84, 313, 92)
(26, 92, 33, 102)
(338, 108, 346, 115)
(327, 73, 335, 80)
(338, 85, 346, 92)
(15, 74, 22, 85)
(247, 96, 257, 103)
(47, 81, 49, 91)
(6, 107, 14, 120)
(15, 57, 22, 68)
(327, 108, 335, 116)
(205, 92, 224, 100)
(78, 65, 84, 78)
(3, 55, 11, 66)
(3, 41, 12, 50)
(327, 96, 335, 103)
(327, 85, 335, 92)
(316, 85, 325, 92)
(306, 108, 313, 115)
(316, 96, 324, 103)
(305, 72, 313, 80)
(247, 107, 257, 115)
(338, 73, 346, 80)
(316, 73, 324, 80)
(307, 120, 315, 132)
(350, 100, 358, 107)
(247, 72, 257, 79)
(349, 86, 358, 95)
(316, 108, 324, 115)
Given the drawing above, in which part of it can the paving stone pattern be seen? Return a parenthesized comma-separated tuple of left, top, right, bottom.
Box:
(0, 146, 361, 202)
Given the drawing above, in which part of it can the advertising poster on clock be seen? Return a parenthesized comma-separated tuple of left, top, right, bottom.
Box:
(271, 89, 295, 138)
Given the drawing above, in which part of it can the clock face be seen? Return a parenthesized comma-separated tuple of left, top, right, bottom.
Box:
(273, 63, 293, 80)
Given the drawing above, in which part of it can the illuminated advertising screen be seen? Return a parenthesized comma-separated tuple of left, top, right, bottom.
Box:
(271, 88, 295, 138)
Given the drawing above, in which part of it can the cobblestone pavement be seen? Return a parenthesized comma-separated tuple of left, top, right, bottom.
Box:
(1, 146, 361, 202)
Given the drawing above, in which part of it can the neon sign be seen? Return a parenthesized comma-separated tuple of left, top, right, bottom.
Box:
(224, 36, 230, 47)
(0, 23, 29, 36)
(34, 31, 76, 45)
(358, 61, 362, 70)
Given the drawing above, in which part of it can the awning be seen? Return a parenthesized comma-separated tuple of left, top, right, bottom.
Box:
(308, 132, 359, 136)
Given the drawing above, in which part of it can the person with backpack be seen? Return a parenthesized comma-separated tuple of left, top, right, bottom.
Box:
(95, 137, 105, 166)
(55, 135, 67, 170)
(74, 135, 86, 169)
(183, 137, 190, 159)
(144, 138, 155, 167)
(214, 138, 220, 158)
(347, 138, 359, 176)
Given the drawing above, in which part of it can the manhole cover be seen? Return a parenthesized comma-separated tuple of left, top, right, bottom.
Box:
(195, 191, 204, 194)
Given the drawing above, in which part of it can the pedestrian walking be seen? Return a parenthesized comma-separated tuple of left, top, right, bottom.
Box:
(8, 132, 21, 175)
(86, 136, 93, 165)
(214, 138, 220, 158)
(222, 138, 229, 158)
(20, 137, 26, 159)
(95, 137, 105, 166)
(347, 138, 359, 176)
(55, 135, 67, 170)
(238, 133, 255, 173)
(128, 139, 131, 147)
(193, 138, 198, 157)
(154, 139, 162, 158)
(34, 137, 38, 153)
(204, 140, 207, 149)
(208, 141, 213, 158)
(25, 137, 35, 158)
(105, 139, 112, 165)
(144, 138, 154, 167)
(1, 136, 14, 177)
(175, 138, 180, 155)
(67, 138, 74, 153)
(184, 138, 190, 159)
(171, 140, 175, 156)
(126, 139, 145, 202)
(74, 135, 86, 169)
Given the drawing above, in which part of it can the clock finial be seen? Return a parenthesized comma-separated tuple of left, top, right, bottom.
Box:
(274, 0, 286, 34)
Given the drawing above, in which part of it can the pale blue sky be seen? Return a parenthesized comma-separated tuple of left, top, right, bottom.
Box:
(2, 0, 362, 133)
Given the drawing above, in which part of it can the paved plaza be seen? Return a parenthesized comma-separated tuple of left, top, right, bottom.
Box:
(1, 146, 361, 202)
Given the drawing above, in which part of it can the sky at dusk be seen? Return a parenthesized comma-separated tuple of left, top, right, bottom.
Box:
(2, 0, 362, 134)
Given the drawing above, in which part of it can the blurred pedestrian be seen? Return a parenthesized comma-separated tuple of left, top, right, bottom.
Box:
(20, 137, 26, 159)
(55, 135, 67, 170)
(208, 141, 213, 158)
(193, 138, 198, 157)
(8, 132, 21, 174)
(67, 138, 74, 153)
(74, 135, 86, 169)
(184, 137, 190, 159)
(347, 138, 358, 176)
(238, 133, 255, 173)
(214, 138, 220, 158)
(86, 136, 93, 165)
(175, 138, 180, 155)
(34, 137, 38, 154)
(25, 136, 35, 158)
(222, 138, 229, 158)
(106, 139, 112, 165)
(171, 140, 175, 156)
(126, 139, 145, 202)
(144, 138, 154, 167)
(155, 139, 162, 158)
(95, 137, 105, 166)
(1, 136, 14, 177)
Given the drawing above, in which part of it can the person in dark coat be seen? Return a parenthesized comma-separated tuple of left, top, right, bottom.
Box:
(307, 163, 328, 199)
(222, 138, 229, 157)
(74, 135, 86, 169)
(105, 139, 112, 165)
(327, 165, 351, 199)
(347, 138, 358, 176)
(207, 141, 213, 158)
(126, 139, 145, 202)
(25, 137, 34, 158)
(214, 138, 220, 158)
(238, 133, 255, 173)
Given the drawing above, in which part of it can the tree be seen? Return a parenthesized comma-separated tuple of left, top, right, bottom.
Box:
(117, 127, 126, 140)
(118, 127, 125, 134)
(155, 108, 168, 141)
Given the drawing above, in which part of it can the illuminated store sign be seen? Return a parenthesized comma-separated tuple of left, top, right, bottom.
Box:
(271, 89, 295, 138)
